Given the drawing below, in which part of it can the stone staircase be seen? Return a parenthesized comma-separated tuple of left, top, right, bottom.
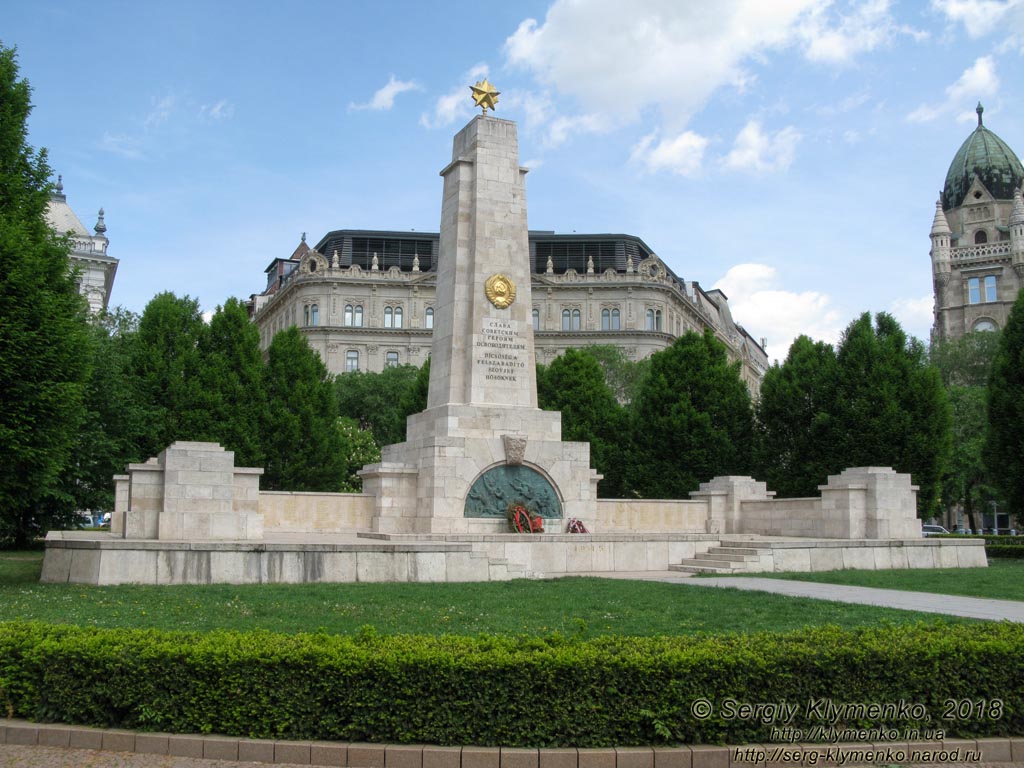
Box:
(671, 544, 770, 574)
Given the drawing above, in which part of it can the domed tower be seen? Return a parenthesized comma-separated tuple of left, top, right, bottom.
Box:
(932, 103, 1024, 340)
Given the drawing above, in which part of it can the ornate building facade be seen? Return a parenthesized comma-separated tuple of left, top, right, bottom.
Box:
(44, 176, 118, 313)
(250, 229, 769, 393)
(931, 104, 1024, 341)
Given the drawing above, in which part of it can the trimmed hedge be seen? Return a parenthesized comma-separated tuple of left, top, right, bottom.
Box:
(0, 621, 1021, 746)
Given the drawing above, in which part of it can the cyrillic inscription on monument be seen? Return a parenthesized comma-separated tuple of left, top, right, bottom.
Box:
(475, 317, 527, 382)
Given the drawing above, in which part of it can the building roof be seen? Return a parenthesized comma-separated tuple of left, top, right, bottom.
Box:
(943, 104, 1024, 210)
(45, 182, 91, 237)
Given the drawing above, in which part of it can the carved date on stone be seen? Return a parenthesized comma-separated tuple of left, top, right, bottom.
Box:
(464, 465, 562, 519)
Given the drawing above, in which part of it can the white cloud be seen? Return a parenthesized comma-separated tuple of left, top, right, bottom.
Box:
(889, 295, 934, 339)
(799, 0, 921, 65)
(144, 94, 175, 129)
(932, 0, 1021, 37)
(504, 0, 921, 140)
(906, 56, 998, 122)
(631, 131, 709, 176)
(99, 132, 144, 160)
(421, 64, 489, 129)
(349, 75, 420, 111)
(713, 263, 844, 362)
(722, 121, 802, 173)
(505, 0, 824, 130)
(199, 99, 234, 121)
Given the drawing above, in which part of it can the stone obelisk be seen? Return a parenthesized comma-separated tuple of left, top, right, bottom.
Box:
(360, 82, 599, 534)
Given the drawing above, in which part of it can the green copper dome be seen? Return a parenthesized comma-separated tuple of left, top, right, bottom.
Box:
(943, 104, 1024, 210)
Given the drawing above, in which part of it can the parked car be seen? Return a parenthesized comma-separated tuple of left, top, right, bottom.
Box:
(922, 524, 950, 536)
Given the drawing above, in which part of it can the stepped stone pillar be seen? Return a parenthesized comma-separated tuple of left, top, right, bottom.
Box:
(360, 113, 600, 534)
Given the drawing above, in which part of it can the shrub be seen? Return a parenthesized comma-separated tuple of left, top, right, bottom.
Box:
(1, 621, 1021, 746)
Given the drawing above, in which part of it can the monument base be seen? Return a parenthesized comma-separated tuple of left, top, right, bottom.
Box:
(40, 530, 987, 585)
(359, 404, 601, 535)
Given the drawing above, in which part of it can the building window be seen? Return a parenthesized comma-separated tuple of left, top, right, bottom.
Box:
(968, 278, 981, 304)
(304, 305, 310, 325)
(385, 351, 399, 367)
(425, 307, 434, 329)
(346, 350, 359, 372)
(384, 307, 393, 328)
(532, 308, 539, 331)
(571, 309, 581, 330)
(601, 308, 610, 330)
(562, 309, 571, 330)
(611, 308, 620, 330)
(354, 305, 363, 327)
(394, 307, 403, 328)
(984, 275, 997, 302)
(655, 309, 663, 331)
(310, 304, 318, 326)
(646, 309, 655, 330)
(344, 305, 353, 326)
(974, 319, 997, 332)
(975, 230, 988, 244)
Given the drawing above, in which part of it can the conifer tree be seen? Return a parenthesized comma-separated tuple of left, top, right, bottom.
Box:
(130, 291, 208, 457)
(756, 335, 838, 497)
(830, 313, 951, 515)
(537, 348, 629, 497)
(0, 45, 92, 545)
(197, 297, 266, 466)
(261, 327, 346, 491)
(986, 289, 1024, 517)
(630, 330, 754, 498)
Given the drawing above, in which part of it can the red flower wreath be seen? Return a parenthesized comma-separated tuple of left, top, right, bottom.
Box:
(507, 503, 544, 534)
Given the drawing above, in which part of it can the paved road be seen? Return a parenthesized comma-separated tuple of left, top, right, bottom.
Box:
(676, 577, 1024, 621)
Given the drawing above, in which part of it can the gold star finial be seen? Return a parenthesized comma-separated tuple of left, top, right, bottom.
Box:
(470, 79, 500, 114)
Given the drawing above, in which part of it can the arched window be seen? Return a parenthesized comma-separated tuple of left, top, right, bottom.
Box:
(532, 308, 540, 331)
(304, 305, 310, 325)
(571, 309, 581, 330)
(562, 309, 571, 330)
(346, 350, 359, 372)
(611, 308, 620, 330)
(601, 308, 610, 330)
(425, 307, 434, 329)
(645, 309, 655, 330)
(655, 309, 663, 331)
(384, 307, 393, 328)
(973, 319, 997, 332)
(385, 351, 399, 367)
(354, 305, 363, 327)
(975, 230, 988, 244)
(310, 304, 318, 326)
(344, 304, 353, 326)
(394, 307, 403, 328)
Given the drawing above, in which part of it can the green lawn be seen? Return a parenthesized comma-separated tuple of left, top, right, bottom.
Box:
(746, 559, 1024, 601)
(0, 552, 975, 637)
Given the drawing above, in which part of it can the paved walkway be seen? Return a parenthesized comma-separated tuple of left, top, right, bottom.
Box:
(676, 577, 1024, 622)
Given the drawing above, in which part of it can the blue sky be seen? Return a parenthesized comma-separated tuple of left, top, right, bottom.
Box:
(6, 0, 1024, 360)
